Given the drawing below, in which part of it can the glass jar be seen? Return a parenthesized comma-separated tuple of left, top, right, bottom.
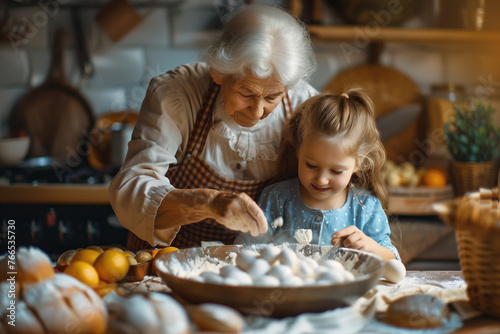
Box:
(427, 83, 465, 159)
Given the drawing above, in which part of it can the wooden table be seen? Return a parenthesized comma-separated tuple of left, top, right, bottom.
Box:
(127, 270, 500, 333)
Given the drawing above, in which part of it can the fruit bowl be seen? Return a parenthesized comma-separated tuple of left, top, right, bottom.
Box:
(156, 244, 383, 317)
(0, 135, 30, 166)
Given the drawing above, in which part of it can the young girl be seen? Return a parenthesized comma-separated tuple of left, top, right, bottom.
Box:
(258, 89, 400, 261)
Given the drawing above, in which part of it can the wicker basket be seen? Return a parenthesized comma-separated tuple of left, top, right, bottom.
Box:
(450, 160, 498, 196)
(455, 229, 500, 318)
(433, 186, 500, 318)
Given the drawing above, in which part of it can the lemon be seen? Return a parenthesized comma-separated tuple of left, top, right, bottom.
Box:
(64, 261, 100, 286)
(93, 250, 130, 283)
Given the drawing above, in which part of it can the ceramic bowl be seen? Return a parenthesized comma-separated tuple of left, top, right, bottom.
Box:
(0, 136, 30, 166)
(156, 244, 384, 317)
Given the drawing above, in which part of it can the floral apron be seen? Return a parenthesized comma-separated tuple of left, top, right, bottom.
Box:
(127, 80, 292, 251)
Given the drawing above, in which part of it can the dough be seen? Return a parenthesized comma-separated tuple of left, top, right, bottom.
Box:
(294, 229, 313, 244)
(271, 217, 284, 228)
(384, 294, 449, 329)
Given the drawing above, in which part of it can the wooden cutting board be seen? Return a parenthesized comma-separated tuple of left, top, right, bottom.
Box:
(10, 29, 94, 160)
(325, 63, 425, 164)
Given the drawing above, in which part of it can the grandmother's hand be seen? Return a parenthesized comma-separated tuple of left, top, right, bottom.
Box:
(209, 191, 268, 236)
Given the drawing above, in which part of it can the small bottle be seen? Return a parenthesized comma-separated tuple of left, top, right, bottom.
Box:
(427, 83, 465, 160)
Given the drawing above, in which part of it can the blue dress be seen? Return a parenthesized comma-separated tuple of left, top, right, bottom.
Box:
(257, 178, 400, 260)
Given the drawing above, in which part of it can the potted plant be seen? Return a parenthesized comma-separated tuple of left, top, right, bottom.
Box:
(444, 99, 500, 196)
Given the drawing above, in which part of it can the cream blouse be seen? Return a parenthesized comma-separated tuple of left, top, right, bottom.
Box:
(109, 62, 318, 246)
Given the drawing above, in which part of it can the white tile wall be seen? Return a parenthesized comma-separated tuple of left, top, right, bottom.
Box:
(0, 48, 30, 86)
(1, 1, 500, 138)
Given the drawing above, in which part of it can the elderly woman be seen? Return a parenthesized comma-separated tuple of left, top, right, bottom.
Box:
(109, 4, 318, 251)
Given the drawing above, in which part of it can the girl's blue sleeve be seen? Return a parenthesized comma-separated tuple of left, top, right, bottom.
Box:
(362, 197, 401, 261)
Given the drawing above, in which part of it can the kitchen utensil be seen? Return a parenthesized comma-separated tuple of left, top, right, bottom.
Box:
(87, 110, 139, 171)
(156, 244, 383, 317)
(72, 9, 94, 80)
(325, 63, 424, 163)
(95, 0, 144, 42)
(9, 29, 94, 160)
(376, 103, 421, 142)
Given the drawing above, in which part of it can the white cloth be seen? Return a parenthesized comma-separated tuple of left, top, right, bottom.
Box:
(245, 277, 466, 334)
(109, 62, 318, 246)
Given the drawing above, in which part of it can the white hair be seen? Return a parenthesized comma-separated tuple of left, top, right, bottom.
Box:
(201, 4, 316, 88)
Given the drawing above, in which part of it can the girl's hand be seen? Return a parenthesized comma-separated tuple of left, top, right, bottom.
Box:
(331, 226, 379, 253)
(209, 191, 268, 237)
(331, 225, 396, 261)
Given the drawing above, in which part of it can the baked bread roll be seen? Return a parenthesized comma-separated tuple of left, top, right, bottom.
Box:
(106, 292, 190, 334)
(384, 293, 450, 329)
(0, 247, 107, 334)
(189, 303, 245, 333)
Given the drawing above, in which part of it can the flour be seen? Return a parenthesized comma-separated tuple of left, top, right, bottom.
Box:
(160, 252, 236, 278)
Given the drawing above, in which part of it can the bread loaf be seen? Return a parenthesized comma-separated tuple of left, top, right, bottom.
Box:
(0, 247, 107, 334)
(106, 292, 190, 334)
(189, 303, 244, 333)
(384, 293, 449, 329)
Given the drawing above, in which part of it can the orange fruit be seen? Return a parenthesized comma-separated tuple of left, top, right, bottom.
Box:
(93, 250, 130, 283)
(71, 249, 101, 265)
(64, 261, 100, 286)
(93, 280, 117, 298)
(154, 247, 179, 260)
(421, 167, 448, 188)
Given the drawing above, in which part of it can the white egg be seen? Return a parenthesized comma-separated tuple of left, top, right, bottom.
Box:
(342, 270, 355, 282)
(224, 277, 242, 286)
(321, 259, 344, 271)
(303, 277, 317, 286)
(253, 275, 281, 287)
(191, 276, 205, 283)
(282, 275, 304, 287)
(247, 258, 271, 280)
(220, 265, 240, 278)
(315, 279, 333, 286)
(278, 248, 298, 269)
(314, 265, 329, 277)
(220, 266, 253, 285)
(383, 259, 406, 283)
(303, 257, 319, 269)
(267, 264, 294, 282)
(295, 261, 315, 279)
(201, 272, 224, 284)
(236, 250, 259, 271)
(259, 245, 281, 264)
(318, 270, 345, 284)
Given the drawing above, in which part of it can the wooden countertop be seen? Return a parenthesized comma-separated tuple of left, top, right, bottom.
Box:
(0, 183, 110, 205)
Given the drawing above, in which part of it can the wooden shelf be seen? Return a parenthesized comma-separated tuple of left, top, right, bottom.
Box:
(308, 25, 500, 44)
(0, 184, 110, 205)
